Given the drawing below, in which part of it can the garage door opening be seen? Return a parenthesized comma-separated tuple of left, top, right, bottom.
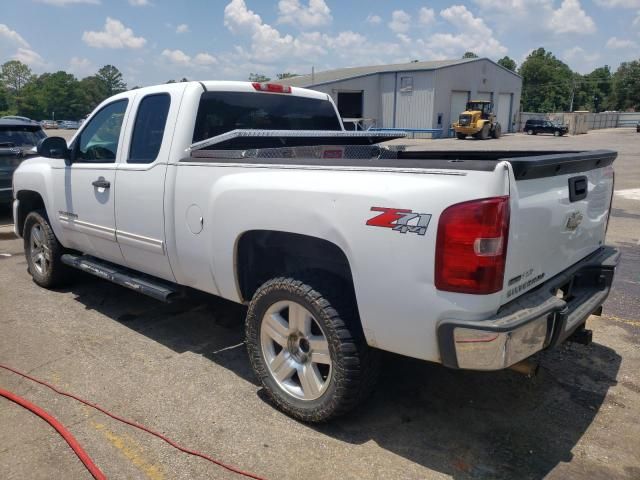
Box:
(337, 92, 363, 130)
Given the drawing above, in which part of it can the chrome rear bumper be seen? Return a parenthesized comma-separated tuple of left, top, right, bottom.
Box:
(437, 246, 620, 370)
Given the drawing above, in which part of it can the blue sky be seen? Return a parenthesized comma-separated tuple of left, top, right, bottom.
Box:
(1, 0, 639, 86)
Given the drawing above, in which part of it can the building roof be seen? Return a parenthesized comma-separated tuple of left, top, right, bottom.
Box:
(279, 57, 520, 88)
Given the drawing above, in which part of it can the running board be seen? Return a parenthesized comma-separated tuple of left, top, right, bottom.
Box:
(61, 254, 182, 303)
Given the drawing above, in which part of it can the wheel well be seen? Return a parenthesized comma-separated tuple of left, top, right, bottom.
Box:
(236, 230, 356, 303)
(16, 190, 45, 237)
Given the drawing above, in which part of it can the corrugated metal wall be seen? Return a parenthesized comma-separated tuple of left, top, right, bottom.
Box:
(394, 71, 435, 129)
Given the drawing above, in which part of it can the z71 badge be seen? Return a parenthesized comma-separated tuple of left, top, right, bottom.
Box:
(366, 207, 432, 236)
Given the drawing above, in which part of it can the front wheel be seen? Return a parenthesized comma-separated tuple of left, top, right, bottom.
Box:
(24, 210, 71, 288)
(245, 276, 379, 422)
(456, 132, 466, 140)
(527, 129, 534, 135)
(553, 130, 561, 137)
(491, 123, 502, 139)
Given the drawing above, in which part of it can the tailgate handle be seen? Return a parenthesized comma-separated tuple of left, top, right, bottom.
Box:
(569, 176, 587, 202)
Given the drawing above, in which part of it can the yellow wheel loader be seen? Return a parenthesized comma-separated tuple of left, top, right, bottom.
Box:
(453, 100, 502, 140)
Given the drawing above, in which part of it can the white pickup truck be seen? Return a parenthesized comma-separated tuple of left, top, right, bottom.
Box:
(12, 81, 619, 422)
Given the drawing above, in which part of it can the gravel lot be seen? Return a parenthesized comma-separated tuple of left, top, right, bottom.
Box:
(1, 128, 639, 480)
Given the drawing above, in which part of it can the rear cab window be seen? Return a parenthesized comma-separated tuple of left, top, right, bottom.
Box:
(192, 91, 341, 143)
(0, 125, 46, 147)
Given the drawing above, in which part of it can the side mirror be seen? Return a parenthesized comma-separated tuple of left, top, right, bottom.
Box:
(37, 137, 70, 161)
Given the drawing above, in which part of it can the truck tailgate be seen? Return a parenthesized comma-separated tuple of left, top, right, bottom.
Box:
(502, 150, 616, 303)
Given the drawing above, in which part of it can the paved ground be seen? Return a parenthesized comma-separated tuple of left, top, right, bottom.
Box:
(1, 128, 639, 480)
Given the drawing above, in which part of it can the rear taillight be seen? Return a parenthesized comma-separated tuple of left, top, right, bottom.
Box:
(435, 196, 510, 294)
(251, 82, 292, 93)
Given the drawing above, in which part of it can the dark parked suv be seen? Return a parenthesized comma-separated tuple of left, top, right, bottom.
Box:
(0, 118, 45, 205)
(524, 119, 568, 136)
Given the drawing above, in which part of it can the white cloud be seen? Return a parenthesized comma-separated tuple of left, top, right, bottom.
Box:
(418, 7, 435, 25)
(161, 49, 191, 65)
(563, 46, 600, 72)
(429, 5, 507, 57)
(277, 0, 332, 28)
(82, 17, 147, 49)
(365, 14, 382, 25)
(129, 0, 150, 5)
(389, 10, 411, 33)
(176, 23, 189, 34)
(68, 56, 94, 76)
(162, 49, 217, 67)
(12, 47, 46, 67)
(606, 36, 638, 48)
(35, 0, 99, 5)
(0, 24, 30, 48)
(224, 0, 327, 62)
(193, 52, 217, 66)
(594, 0, 640, 7)
(549, 0, 596, 34)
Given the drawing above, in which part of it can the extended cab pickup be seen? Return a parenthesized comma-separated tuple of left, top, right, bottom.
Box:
(12, 81, 619, 422)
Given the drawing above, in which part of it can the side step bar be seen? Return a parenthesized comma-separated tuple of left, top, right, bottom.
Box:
(61, 254, 182, 303)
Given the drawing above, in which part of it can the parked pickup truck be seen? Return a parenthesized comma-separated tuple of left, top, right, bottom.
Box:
(12, 81, 619, 422)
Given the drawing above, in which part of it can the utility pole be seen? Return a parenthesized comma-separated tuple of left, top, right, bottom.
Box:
(311, 66, 315, 86)
(569, 79, 575, 112)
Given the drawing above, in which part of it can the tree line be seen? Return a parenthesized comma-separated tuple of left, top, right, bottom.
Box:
(1, 48, 638, 120)
(488, 49, 638, 113)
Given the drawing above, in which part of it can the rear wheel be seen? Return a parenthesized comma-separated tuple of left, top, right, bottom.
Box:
(24, 210, 71, 288)
(527, 129, 534, 135)
(491, 123, 502, 139)
(245, 276, 379, 422)
(456, 132, 466, 140)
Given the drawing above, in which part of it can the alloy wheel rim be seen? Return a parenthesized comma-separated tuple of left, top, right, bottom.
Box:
(30, 224, 50, 276)
(260, 300, 332, 401)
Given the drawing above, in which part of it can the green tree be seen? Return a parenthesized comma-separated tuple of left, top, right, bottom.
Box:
(573, 66, 613, 112)
(78, 75, 108, 115)
(497, 56, 517, 72)
(276, 72, 298, 80)
(462, 52, 479, 59)
(519, 48, 573, 112)
(95, 65, 127, 97)
(248, 73, 271, 82)
(611, 59, 640, 111)
(0, 83, 10, 114)
(0, 60, 33, 93)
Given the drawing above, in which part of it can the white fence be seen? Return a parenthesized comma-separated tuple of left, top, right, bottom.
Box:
(518, 112, 638, 133)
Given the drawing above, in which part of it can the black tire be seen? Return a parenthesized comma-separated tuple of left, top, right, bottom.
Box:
(478, 123, 490, 140)
(491, 123, 502, 139)
(553, 130, 561, 137)
(455, 132, 466, 140)
(245, 275, 379, 422)
(23, 210, 71, 288)
(527, 129, 534, 135)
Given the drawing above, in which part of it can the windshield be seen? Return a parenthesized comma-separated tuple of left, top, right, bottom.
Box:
(0, 126, 46, 147)
(193, 91, 341, 142)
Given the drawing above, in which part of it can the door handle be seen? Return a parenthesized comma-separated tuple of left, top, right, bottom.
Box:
(92, 179, 110, 189)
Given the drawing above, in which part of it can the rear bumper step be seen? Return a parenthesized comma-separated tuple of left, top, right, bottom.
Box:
(61, 254, 182, 303)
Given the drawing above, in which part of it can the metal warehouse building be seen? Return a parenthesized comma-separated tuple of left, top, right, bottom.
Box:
(281, 57, 522, 133)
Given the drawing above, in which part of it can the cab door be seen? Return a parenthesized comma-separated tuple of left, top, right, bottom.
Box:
(114, 88, 181, 281)
(51, 98, 130, 264)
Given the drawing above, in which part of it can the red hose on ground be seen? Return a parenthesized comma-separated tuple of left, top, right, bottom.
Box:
(0, 363, 266, 480)
(0, 387, 107, 480)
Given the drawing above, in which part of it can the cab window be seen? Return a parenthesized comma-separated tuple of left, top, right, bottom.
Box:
(129, 93, 171, 164)
(76, 99, 128, 163)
